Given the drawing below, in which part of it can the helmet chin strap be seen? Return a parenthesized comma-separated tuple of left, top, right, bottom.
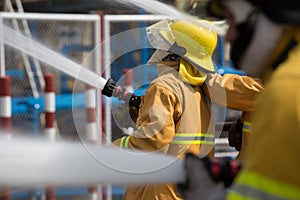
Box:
(237, 14, 284, 78)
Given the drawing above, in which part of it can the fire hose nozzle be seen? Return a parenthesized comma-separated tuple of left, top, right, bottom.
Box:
(102, 78, 141, 108)
(102, 78, 117, 97)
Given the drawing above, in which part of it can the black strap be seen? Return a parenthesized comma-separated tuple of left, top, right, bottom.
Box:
(270, 38, 298, 70)
(162, 53, 180, 62)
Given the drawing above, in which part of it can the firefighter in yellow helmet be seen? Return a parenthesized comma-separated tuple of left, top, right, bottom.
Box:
(113, 18, 263, 200)
(179, 0, 300, 199)
(175, 0, 257, 161)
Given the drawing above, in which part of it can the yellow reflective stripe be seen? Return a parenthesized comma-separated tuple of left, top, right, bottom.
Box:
(172, 140, 214, 145)
(231, 170, 300, 199)
(243, 121, 251, 126)
(226, 191, 257, 200)
(228, 184, 285, 200)
(242, 121, 252, 133)
(174, 133, 215, 137)
(120, 136, 130, 149)
(172, 133, 215, 145)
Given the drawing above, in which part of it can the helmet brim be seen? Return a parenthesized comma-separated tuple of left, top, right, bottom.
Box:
(185, 53, 215, 73)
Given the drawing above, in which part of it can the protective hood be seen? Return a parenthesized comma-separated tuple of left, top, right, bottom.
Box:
(147, 49, 170, 65)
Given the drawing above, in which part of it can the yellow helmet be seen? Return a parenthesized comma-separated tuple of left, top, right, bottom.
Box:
(147, 19, 217, 73)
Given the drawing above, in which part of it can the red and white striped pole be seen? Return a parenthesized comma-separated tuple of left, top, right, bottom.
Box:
(88, 185, 98, 200)
(44, 74, 56, 141)
(44, 74, 56, 200)
(0, 188, 11, 200)
(45, 188, 55, 200)
(0, 30, 12, 200)
(85, 84, 98, 144)
(0, 76, 11, 133)
(0, 76, 12, 200)
(85, 84, 101, 200)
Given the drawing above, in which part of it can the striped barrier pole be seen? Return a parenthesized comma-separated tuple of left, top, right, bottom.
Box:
(85, 84, 98, 143)
(85, 84, 101, 200)
(44, 74, 56, 200)
(0, 77, 12, 199)
(44, 74, 56, 141)
(45, 188, 55, 200)
(0, 188, 11, 200)
(88, 185, 98, 200)
(0, 76, 11, 133)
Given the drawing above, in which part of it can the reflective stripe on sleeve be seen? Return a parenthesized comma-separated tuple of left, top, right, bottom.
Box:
(171, 133, 214, 145)
(227, 171, 300, 200)
(120, 136, 130, 149)
(242, 121, 252, 133)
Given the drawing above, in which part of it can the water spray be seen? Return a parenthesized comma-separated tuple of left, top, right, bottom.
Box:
(0, 135, 185, 187)
(0, 24, 141, 107)
(116, 0, 227, 35)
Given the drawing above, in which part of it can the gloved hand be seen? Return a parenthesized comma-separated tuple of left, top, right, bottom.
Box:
(228, 119, 243, 151)
(177, 153, 226, 200)
(113, 103, 139, 129)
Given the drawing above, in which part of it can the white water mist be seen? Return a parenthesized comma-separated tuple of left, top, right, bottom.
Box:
(0, 135, 185, 187)
(114, 0, 226, 35)
(0, 24, 107, 90)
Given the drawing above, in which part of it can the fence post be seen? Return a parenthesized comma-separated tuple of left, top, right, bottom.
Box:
(0, 76, 11, 133)
(44, 73, 56, 141)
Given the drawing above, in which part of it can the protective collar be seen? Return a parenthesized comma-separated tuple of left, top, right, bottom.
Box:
(148, 50, 208, 86)
(179, 58, 207, 86)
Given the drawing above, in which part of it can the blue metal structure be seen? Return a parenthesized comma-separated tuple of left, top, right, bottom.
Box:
(10, 186, 125, 199)
(214, 35, 245, 76)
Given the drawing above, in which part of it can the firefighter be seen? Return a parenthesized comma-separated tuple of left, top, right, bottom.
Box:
(113, 19, 263, 200)
(175, 0, 262, 161)
(179, 0, 300, 199)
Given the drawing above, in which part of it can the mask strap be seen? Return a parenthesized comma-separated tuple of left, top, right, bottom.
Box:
(261, 28, 298, 81)
(230, 7, 260, 68)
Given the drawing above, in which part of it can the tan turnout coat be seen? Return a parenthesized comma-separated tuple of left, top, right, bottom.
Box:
(113, 61, 263, 200)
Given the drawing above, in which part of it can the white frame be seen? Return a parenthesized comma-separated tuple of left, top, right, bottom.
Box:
(0, 10, 103, 199)
(103, 14, 168, 143)
(102, 14, 168, 200)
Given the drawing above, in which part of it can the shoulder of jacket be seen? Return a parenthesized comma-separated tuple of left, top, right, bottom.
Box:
(151, 74, 184, 93)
